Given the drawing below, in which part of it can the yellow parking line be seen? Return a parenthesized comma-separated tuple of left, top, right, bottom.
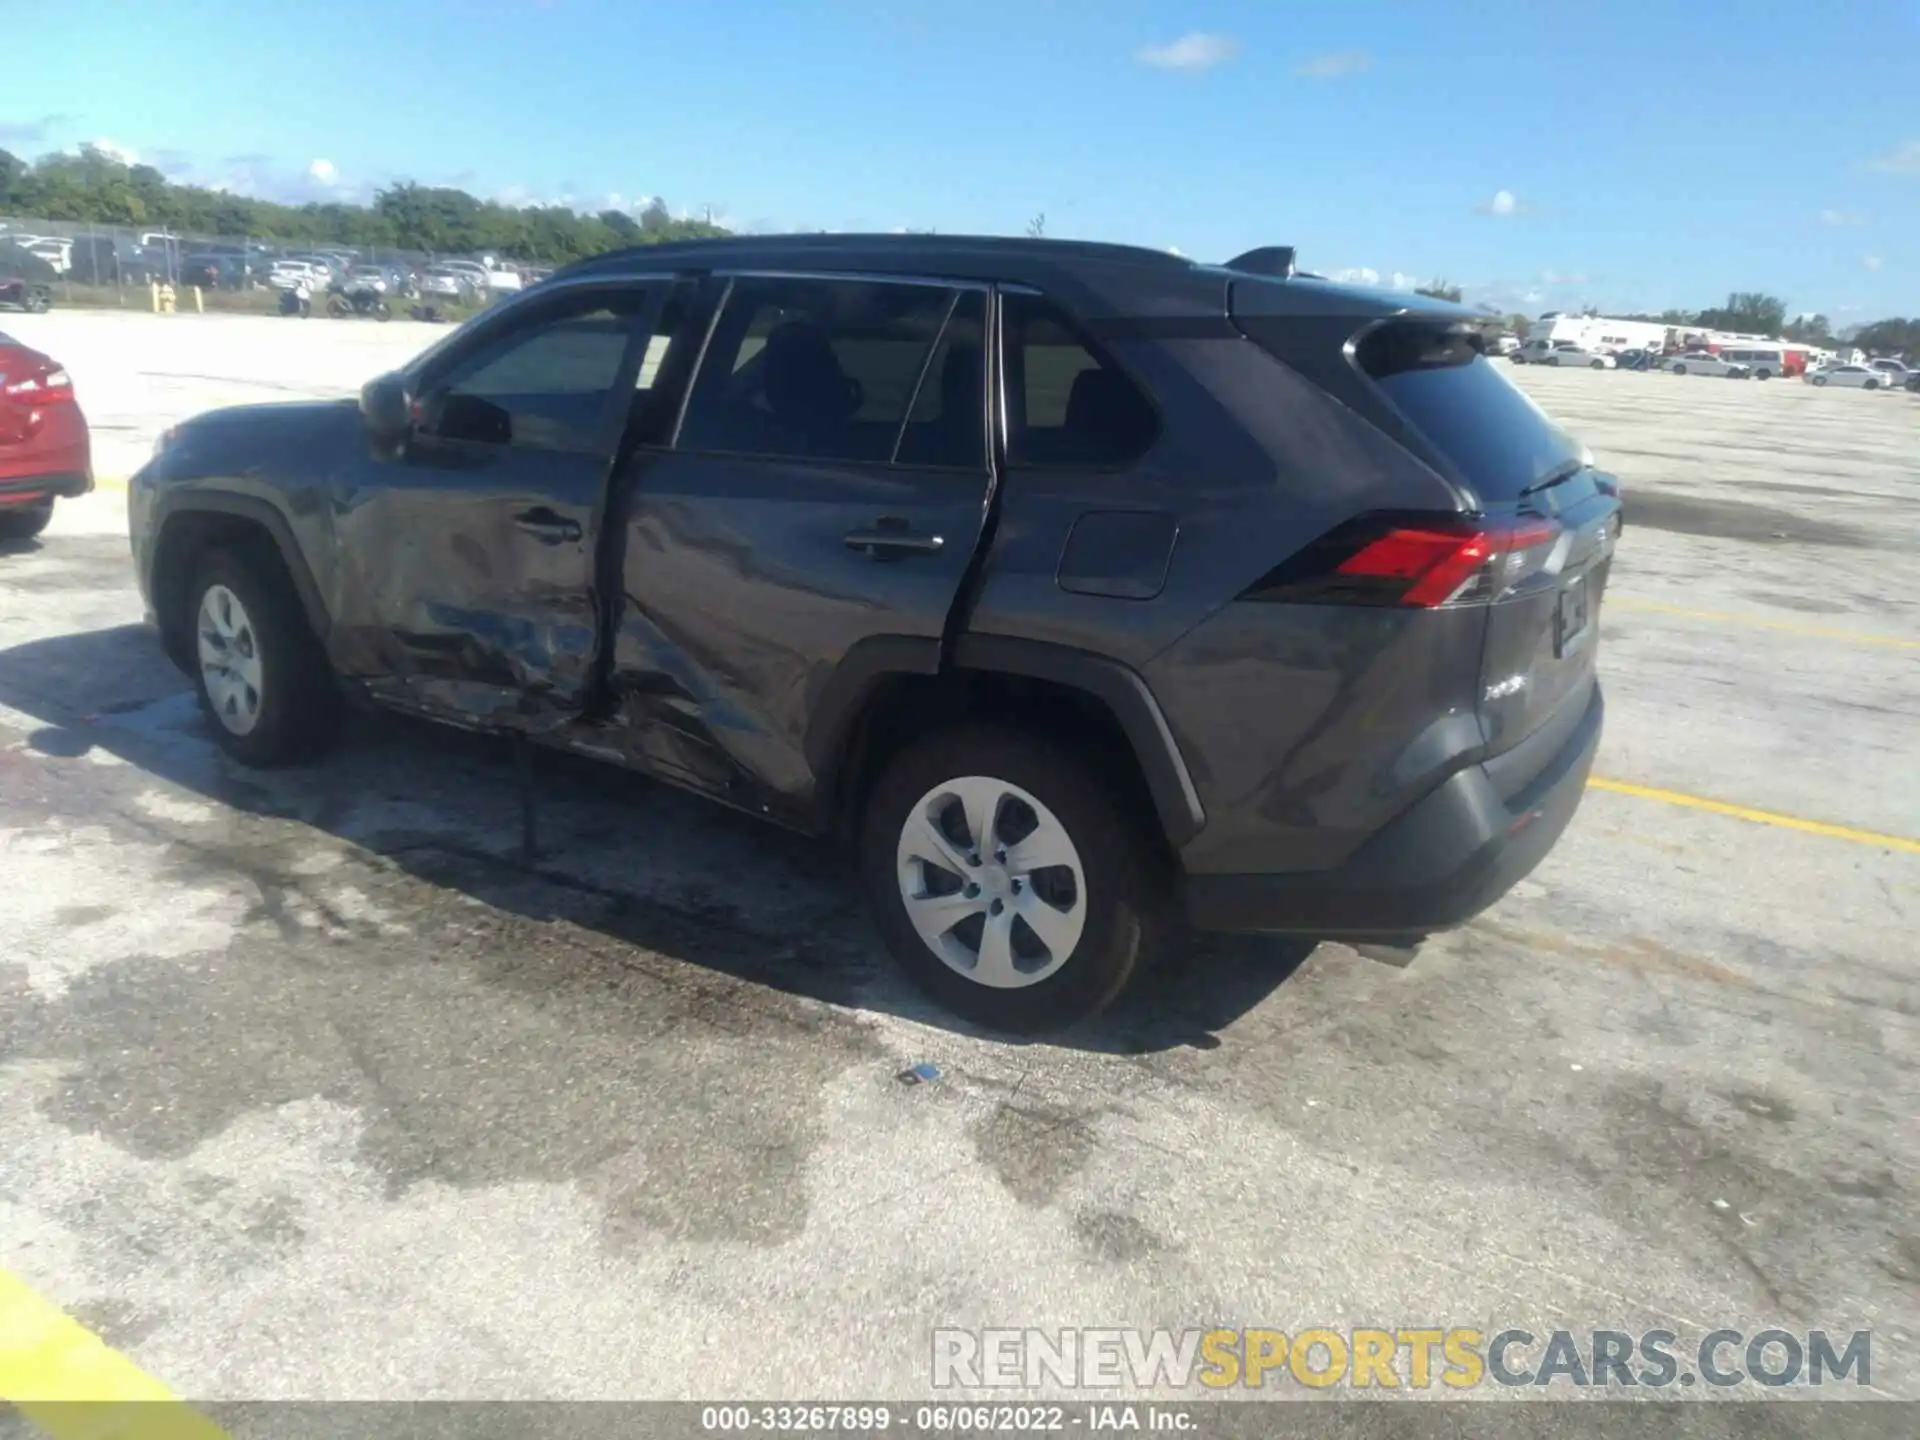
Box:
(0, 1270, 225, 1439)
(1589, 777, 1920, 854)
(1607, 596, 1920, 650)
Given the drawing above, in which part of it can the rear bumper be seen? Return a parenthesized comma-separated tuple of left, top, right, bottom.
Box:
(0, 470, 92, 502)
(1184, 685, 1603, 939)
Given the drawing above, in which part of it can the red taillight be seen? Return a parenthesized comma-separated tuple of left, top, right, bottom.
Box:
(0, 356, 73, 403)
(1337, 527, 1498, 607)
(1245, 515, 1564, 608)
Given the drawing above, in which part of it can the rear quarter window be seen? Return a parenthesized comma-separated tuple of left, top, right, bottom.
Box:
(1358, 323, 1584, 501)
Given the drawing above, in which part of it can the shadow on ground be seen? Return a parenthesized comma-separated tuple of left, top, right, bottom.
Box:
(0, 622, 1313, 1055)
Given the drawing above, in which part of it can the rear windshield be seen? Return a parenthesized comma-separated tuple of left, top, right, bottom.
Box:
(1358, 324, 1584, 500)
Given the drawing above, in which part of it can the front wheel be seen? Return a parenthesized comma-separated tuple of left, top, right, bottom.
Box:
(860, 725, 1158, 1033)
(1864, 379, 1879, 390)
(187, 546, 342, 766)
(1812, 375, 1828, 387)
(1755, 370, 1771, 380)
(326, 295, 349, 318)
(1590, 359, 1605, 369)
(0, 499, 53, 540)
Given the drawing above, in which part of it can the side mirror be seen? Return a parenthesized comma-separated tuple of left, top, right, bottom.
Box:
(360, 372, 413, 450)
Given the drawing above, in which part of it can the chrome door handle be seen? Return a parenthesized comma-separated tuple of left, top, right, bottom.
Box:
(844, 525, 944, 556)
(514, 509, 582, 544)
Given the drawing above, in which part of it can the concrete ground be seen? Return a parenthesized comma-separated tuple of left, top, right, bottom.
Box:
(1, 311, 1917, 1405)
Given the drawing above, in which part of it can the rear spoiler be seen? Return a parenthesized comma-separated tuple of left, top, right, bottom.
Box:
(1223, 246, 1325, 282)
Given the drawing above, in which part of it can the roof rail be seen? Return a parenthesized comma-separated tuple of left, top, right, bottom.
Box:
(1224, 246, 1296, 278)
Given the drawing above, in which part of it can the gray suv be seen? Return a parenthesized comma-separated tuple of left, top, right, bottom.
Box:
(128, 235, 1617, 1031)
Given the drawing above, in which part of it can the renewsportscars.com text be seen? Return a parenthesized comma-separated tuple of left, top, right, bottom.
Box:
(931, 1327, 1873, 1391)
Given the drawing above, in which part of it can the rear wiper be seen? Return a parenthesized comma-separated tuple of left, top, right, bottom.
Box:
(1520, 457, 1588, 496)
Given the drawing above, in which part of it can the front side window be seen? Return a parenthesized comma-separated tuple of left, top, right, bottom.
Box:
(420, 287, 648, 452)
(677, 277, 965, 464)
(1002, 291, 1157, 468)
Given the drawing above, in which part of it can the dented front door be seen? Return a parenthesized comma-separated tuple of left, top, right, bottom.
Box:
(330, 281, 661, 727)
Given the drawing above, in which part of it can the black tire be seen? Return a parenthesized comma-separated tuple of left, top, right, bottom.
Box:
(326, 295, 349, 318)
(0, 499, 53, 540)
(1590, 358, 1605, 369)
(1755, 369, 1771, 380)
(1812, 375, 1828, 387)
(25, 291, 50, 314)
(185, 544, 342, 766)
(1672, 364, 1687, 376)
(859, 724, 1159, 1033)
(1864, 379, 1879, 390)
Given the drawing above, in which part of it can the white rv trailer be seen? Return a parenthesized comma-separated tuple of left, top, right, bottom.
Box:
(1528, 312, 1673, 354)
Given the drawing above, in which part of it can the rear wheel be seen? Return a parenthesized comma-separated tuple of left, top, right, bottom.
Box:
(1590, 358, 1605, 369)
(1755, 369, 1772, 380)
(1864, 379, 1879, 390)
(0, 499, 53, 540)
(1812, 375, 1828, 387)
(326, 295, 349, 318)
(187, 545, 342, 766)
(860, 725, 1157, 1033)
(1672, 364, 1687, 375)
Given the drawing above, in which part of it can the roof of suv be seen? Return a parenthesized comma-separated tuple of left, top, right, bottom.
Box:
(548, 233, 1484, 326)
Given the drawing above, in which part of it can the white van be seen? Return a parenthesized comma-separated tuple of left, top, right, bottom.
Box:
(1719, 346, 1785, 380)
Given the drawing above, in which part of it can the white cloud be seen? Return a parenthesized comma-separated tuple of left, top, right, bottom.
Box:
(1863, 139, 1920, 175)
(1541, 270, 1589, 285)
(1477, 188, 1519, 217)
(1166, 245, 1184, 256)
(1387, 271, 1418, 290)
(307, 158, 338, 185)
(1819, 208, 1867, 226)
(1293, 51, 1371, 80)
(91, 138, 137, 165)
(1863, 254, 1883, 271)
(1328, 266, 1381, 286)
(1135, 32, 1239, 72)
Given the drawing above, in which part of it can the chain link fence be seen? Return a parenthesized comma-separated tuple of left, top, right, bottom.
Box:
(0, 216, 531, 315)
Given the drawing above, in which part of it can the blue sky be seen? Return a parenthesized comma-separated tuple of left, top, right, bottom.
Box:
(8, 0, 1919, 319)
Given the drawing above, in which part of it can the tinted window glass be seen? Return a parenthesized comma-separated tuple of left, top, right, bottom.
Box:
(426, 288, 646, 451)
(1004, 292, 1157, 467)
(1358, 323, 1584, 500)
(894, 290, 987, 469)
(678, 277, 956, 463)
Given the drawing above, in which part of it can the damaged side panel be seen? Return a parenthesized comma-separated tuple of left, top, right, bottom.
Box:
(327, 462, 605, 729)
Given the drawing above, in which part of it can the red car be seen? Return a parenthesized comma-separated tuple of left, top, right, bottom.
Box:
(0, 331, 92, 540)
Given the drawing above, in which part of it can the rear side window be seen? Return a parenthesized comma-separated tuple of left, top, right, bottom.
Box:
(1002, 291, 1157, 468)
(678, 277, 961, 465)
(1358, 324, 1584, 500)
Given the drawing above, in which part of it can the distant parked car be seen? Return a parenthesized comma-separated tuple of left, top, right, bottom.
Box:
(268, 260, 332, 291)
(345, 264, 398, 294)
(1613, 349, 1660, 372)
(1665, 352, 1750, 379)
(65, 234, 154, 286)
(1904, 370, 1920, 393)
(419, 266, 467, 299)
(1543, 341, 1617, 369)
(1805, 365, 1884, 390)
(0, 331, 93, 540)
(179, 253, 251, 291)
(0, 243, 57, 312)
(1865, 358, 1911, 390)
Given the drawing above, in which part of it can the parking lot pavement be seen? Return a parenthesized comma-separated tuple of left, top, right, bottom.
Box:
(1, 322, 1917, 1404)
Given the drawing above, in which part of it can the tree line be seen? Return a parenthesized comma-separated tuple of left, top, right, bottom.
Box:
(0, 144, 729, 262)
